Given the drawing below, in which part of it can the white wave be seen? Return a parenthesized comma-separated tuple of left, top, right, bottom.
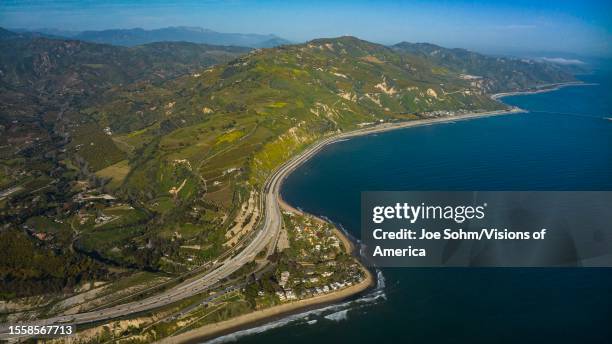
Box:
(203, 309, 321, 344)
(539, 57, 585, 65)
(203, 269, 387, 343)
(203, 297, 368, 344)
(352, 270, 387, 304)
(354, 288, 387, 303)
(375, 269, 386, 289)
(324, 309, 349, 322)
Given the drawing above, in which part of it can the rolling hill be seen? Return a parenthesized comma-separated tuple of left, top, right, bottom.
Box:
(0, 36, 250, 120)
(0, 29, 250, 297)
(15, 26, 291, 48)
(392, 42, 577, 93)
(0, 31, 575, 298)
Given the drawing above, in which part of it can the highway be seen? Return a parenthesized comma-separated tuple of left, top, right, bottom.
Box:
(0, 108, 522, 339)
(0, 143, 294, 338)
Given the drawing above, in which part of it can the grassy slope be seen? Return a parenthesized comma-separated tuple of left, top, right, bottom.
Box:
(1, 34, 576, 298)
(0, 32, 251, 298)
(109, 37, 504, 194)
(392, 42, 575, 93)
(80, 36, 576, 269)
(69, 37, 507, 269)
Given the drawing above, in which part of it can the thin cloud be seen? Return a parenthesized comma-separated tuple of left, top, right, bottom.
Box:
(494, 24, 537, 30)
(539, 57, 585, 65)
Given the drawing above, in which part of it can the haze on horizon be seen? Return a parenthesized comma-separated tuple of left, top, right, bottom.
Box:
(1, 0, 611, 57)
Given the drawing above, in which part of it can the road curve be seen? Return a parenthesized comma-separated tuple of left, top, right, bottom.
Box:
(0, 148, 292, 337)
(0, 108, 522, 339)
(0, 113, 364, 336)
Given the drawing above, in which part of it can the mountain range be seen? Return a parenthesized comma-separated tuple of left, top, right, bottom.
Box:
(0, 28, 576, 298)
(13, 26, 292, 48)
(391, 42, 575, 93)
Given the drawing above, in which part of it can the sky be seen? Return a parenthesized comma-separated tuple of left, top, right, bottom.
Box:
(1, 0, 611, 57)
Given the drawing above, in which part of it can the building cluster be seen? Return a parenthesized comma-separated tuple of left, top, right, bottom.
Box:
(271, 214, 365, 303)
(274, 267, 362, 302)
(292, 218, 341, 253)
(421, 109, 473, 117)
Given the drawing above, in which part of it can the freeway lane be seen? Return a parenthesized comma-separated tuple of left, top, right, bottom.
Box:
(0, 113, 357, 338)
(0, 109, 521, 339)
(0, 144, 291, 338)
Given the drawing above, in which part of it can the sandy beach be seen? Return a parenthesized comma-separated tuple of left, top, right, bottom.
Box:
(490, 81, 590, 100)
(160, 106, 526, 343)
(163, 191, 373, 343)
(161, 250, 373, 344)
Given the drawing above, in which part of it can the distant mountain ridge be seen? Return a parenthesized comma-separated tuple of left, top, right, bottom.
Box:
(0, 27, 18, 39)
(14, 26, 291, 48)
(0, 28, 250, 139)
(392, 42, 579, 93)
(0, 29, 575, 298)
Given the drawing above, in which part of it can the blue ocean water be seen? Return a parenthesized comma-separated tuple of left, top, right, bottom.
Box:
(236, 72, 612, 343)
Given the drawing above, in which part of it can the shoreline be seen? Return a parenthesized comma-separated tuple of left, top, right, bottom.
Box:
(164, 271, 374, 344)
(277, 197, 355, 253)
(163, 230, 373, 344)
(490, 81, 592, 100)
(163, 106, 523, 343)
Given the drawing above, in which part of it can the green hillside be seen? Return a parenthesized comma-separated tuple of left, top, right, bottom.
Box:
(0, 31, 250, 297)
(0, 32, 576, 299)
(70, 36, 524, 275)
(0, 37, 249, 121)
(18, 26, 291, 48)
(101, 36, 507, 191)
(392, 42, 575, 93)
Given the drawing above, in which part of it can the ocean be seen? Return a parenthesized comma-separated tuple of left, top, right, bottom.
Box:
(216, 71, 612, 343)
